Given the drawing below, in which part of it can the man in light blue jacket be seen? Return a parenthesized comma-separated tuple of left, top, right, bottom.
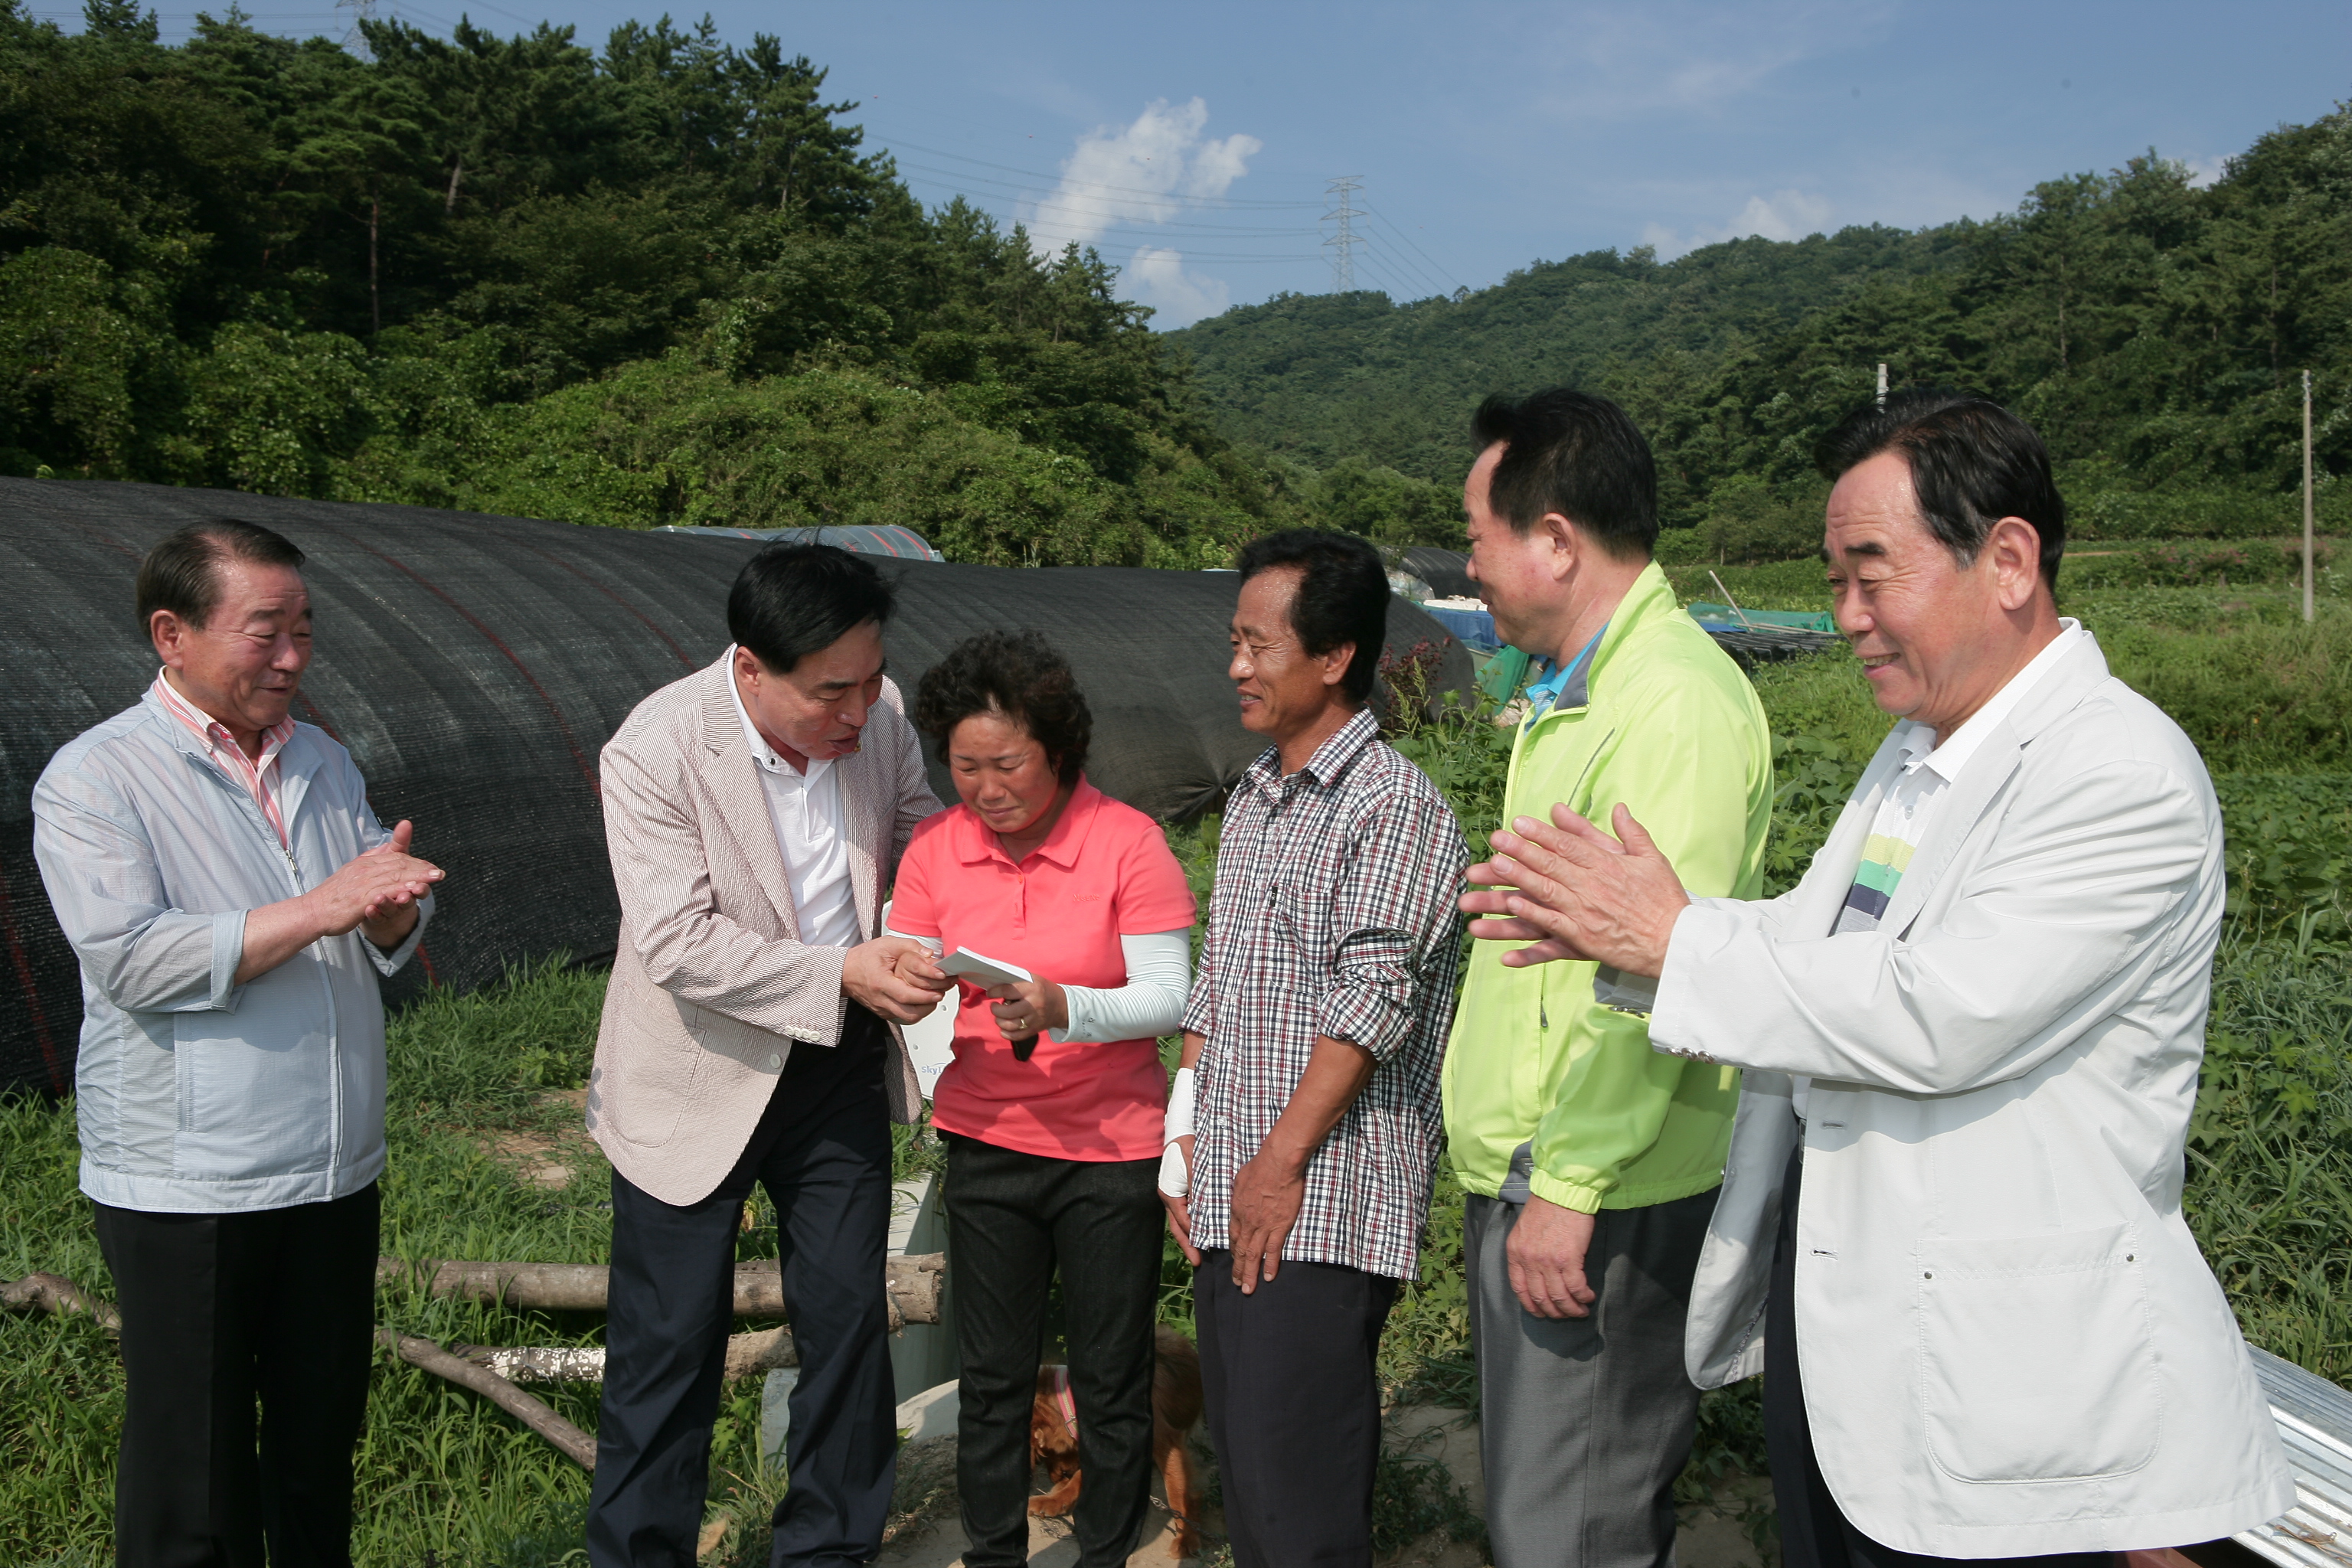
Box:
(33, 518, 443, 1568)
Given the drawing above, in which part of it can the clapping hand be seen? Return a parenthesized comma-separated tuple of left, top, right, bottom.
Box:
(1461, 803, 1690, 978)
(233, 819, 443, 984)
(338, 820, 441, 944)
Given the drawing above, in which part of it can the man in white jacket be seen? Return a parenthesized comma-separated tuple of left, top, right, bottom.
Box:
(1459, 390, 2292, 1567)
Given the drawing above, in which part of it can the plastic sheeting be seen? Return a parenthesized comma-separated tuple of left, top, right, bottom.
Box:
(1399, 547, 1476, 601)
(651, 524, 944, 560)
(0, 479, 1474, 1096)
(1421, 603, 1499, 653)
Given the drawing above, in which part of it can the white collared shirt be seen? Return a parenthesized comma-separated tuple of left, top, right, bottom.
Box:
(1906, 617, 2091, 792)
(727, 648, 860, 951)
(1794, 619, 2088, 1116)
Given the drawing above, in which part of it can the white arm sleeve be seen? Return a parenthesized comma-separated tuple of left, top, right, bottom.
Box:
(881, 923, 944, 957)
(1047, 929, 1193, 1044)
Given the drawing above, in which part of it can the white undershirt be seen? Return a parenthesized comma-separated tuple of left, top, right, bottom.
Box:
(727, 649, 860, 950)
(1794, 620, 2088, 1119)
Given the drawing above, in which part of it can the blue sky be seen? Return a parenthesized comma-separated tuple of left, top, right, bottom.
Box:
(80, 0, 2352, 327)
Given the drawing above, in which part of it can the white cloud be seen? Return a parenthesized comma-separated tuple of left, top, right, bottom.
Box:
(1642, 189, 1833, 258)
(2180, 155, 2230, 188)
(1121, 246, 1231, 328)
(1525, 1, 1893, 119)
(1021, 98, 1262, 253)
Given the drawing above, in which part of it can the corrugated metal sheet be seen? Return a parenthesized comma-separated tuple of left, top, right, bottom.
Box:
(2239, 1348, 2352, 1568)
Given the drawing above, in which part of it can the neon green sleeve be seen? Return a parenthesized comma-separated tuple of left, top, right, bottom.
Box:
(1525, 676, 1769, 1211)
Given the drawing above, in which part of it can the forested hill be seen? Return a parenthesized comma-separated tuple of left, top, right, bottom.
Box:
(1170, 109, 2352, 547)
(1171, 225, 1963, 485)
(0, 1, 1305, 565)
(4, 1, 2344, 564)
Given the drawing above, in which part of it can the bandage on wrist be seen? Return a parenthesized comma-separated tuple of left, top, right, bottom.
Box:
(1156, 1141, 1190, 1197)
(1162, 1066, 1196, 1143)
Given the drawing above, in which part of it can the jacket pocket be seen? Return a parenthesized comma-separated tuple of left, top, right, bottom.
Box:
(172, 1004, 332, 1180)
(603, 998, 717, 1150)
(1916, 1223, 2161, 1483)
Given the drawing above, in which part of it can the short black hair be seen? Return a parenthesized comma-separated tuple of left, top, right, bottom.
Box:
(1815, 389, 2067, 590)
(1233, 528, 1389, 705)
(1470, 389, 1658, 560)
(727, 542, 895, 674)
(912, 630, 1092, 786)
(136, 518, 305, 633)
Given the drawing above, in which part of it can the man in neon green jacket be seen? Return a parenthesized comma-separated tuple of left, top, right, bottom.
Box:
(1444, 390, 1772, 1568)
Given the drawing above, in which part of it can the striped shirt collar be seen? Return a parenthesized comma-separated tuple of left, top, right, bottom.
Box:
(151, 669, 298, 847)
(1243, 705, 1380, 795)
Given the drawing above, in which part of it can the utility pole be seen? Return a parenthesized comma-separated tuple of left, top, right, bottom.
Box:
(2303, 369, 2316, 624)
(1877, 363, 1889, 407)
(1323, 176, 1364, 293)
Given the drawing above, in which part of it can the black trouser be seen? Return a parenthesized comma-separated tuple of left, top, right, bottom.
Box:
(1194, 1250, 1400, 1568)
(587, 1008, 895, 1568)
(92, 1181, 381, 1568)
(1764, 1145, 2109, 1568)
(943, 1134, 1165, 1568)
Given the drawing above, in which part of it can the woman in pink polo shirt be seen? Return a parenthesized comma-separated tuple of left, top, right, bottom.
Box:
(888, 630, 1195, 1568)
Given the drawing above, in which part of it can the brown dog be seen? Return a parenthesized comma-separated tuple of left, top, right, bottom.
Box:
(1028, 1325, 1206, 1559)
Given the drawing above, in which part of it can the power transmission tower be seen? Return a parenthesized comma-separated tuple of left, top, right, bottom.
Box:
(1323, 176, 1364, 292)
(338, 0, 377, 57)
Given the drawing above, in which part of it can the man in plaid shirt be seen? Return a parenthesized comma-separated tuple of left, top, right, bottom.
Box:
(1158, 528, 1468, 1567)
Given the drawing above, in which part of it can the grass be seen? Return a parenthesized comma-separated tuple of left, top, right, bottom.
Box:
(0, 957, 934, 1565)
(5, 573, 2348, 1562)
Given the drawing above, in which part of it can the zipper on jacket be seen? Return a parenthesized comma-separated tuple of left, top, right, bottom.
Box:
(1560, 727, 1618, 817)
(194, 740, 346, 1191)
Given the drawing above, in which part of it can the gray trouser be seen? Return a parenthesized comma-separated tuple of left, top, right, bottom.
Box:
(1465, 1187, 1717, 1568)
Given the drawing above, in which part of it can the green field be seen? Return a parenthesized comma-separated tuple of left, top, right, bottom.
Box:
(5, 565, 2347, 1563)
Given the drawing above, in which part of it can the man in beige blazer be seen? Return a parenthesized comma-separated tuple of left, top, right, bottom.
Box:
(1461, 392, 2291, 1568)
(584, 544, 949, 1567)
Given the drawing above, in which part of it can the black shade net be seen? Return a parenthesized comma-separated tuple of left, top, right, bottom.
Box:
(1398, 547, 1477, 600)
(0, 479, 1474, 1096)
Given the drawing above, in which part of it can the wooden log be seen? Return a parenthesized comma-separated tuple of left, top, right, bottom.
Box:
(2, 1272, 121, 1335)
(377, 1328, 598, 1470)
(721, 1325, 798, 1381)
(452, 1344, 612, 1383)
(376, 1252, 943, 1327)
(449, 1325, 797, 1385)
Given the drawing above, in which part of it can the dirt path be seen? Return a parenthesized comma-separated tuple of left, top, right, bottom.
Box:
(868, 1410, 1769, 1568)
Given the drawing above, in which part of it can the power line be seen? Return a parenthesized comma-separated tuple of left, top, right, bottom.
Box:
(1346, 237, 1424, 301)
(1359, 204, 1466, 296)
(893, 187, 1318, 260)
(1322, 175, 1363, 292)
(875, 134, 1324, 209)
(1348, 227, 1442, 299)
(890, 165, 1310, 235)
(13, 23, 1442, 292)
